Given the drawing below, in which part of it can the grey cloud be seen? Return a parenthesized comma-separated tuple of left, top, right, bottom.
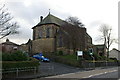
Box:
(6, 1, 51, 25)
(89, 20, 103, 28)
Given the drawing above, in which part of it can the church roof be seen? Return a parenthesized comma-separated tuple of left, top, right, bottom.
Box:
(33, 13, 66, 28)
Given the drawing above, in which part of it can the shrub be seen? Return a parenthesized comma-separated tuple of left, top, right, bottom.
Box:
(58, 51, 63, 55)
(2, 60, 39, 69)
(101, 56, 107, 60)
(83, 51, 92, 60)
(93, 53, 102, 60)
(2, 51, 29, 61)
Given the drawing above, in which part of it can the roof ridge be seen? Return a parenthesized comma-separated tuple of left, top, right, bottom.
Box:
(33, 13, 65, 28)
(2, 41, 19, 46)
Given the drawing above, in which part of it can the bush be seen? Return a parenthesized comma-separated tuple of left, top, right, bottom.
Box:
(2, 51, 29, 61)
(2, 60, 39, 69)
(83, 51, 92, 60)
(58, 51, 63, 55)
(101, 56, 107, 60)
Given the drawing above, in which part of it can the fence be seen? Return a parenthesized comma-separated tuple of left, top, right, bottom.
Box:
(38, 66, 54, 76)
(1, 67, 37, 78)
(82, 61, 118, 70)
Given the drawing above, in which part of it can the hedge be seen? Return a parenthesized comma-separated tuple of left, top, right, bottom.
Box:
(2, 51, 29, 61)
(2, 60, 40, 69)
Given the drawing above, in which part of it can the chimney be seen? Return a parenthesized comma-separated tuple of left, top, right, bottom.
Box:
(6, 38, 9, 42)
(40, 16, 43, 22)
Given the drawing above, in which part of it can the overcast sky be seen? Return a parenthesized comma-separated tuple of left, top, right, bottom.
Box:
(0, 0, 119, 50)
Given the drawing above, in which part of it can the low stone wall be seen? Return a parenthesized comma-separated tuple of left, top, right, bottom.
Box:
(82, 61, 118, 68)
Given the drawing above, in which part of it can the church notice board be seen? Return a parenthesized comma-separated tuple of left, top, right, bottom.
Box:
(77, 51, 83, 56)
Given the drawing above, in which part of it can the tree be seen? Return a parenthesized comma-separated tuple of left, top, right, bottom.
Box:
(0, 4, 19, 39)
(61, 23, 81, 54)
(61, 16, 85, 54)
(98, 24, 116, 60)
(66, 16, 84, 27)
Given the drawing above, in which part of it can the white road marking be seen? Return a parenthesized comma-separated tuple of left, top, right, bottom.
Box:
(46, 68, 118, 78)
(83, 69, 117, 78)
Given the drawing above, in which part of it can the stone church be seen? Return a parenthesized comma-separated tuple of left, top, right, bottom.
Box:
(21, 13, 93, 55)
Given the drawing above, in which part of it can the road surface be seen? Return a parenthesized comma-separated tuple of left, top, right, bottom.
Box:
(42, 67, 119, 79)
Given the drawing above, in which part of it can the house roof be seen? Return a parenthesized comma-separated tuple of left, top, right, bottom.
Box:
(2, 39, 19, 46)
(111, 48, 120, 52)
(94, 44, 105, 48)
(33, 13, 66, 28)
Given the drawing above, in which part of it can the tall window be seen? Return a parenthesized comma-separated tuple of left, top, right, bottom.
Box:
(46, 28, 50, 38)
(39, 31, 42, 38)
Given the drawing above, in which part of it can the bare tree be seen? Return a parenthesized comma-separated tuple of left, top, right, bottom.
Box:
(61, 23, 81, 54)
(0, 4, 19, 39)
(98, 24, 116, 59)
(66, 16, 84, 27)
(65, 16, 85, 53)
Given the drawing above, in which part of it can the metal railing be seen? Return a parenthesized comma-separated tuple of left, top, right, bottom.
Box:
(1, 67, 37, 77)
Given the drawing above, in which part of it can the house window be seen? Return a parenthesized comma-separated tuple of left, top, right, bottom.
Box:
(46, 28, 50, 38)
(39, 31, 42, 38)
(13, 47, 18, 50)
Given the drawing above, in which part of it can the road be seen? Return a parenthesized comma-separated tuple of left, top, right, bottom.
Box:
(42, 67, 119, 80)
(91, 70, 118, 78)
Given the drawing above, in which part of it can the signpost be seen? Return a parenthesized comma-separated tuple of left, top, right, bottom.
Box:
(77, 51, 83, 60)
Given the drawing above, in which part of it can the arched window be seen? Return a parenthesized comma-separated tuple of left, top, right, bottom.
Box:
(46, 28, 50, 38)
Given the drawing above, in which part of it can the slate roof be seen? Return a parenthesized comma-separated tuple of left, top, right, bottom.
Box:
(2, 39, 19, 46)
(33, 13, 66, 28)
(94, 44, 106, 48)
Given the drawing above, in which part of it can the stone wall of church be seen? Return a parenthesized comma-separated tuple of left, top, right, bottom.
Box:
(57, 47, 74, 55)
(32, 38, 55, 54)
(33, 24, 59, 40)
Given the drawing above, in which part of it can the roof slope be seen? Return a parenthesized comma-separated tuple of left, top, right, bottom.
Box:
(2, 39, 19, 46)
(34, 13, 66, 27)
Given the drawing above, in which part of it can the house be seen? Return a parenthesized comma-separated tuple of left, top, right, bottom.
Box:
(109, 48, 120, 60)
(93, 44, 106, 56)
(0, 39, 20, 53)
(21, 13, 93, 55)
(20, 39, 32, 53)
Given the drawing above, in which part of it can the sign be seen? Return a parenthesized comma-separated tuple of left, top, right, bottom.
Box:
(77, 51, 83, 56)
(90, 53, 93, 55)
